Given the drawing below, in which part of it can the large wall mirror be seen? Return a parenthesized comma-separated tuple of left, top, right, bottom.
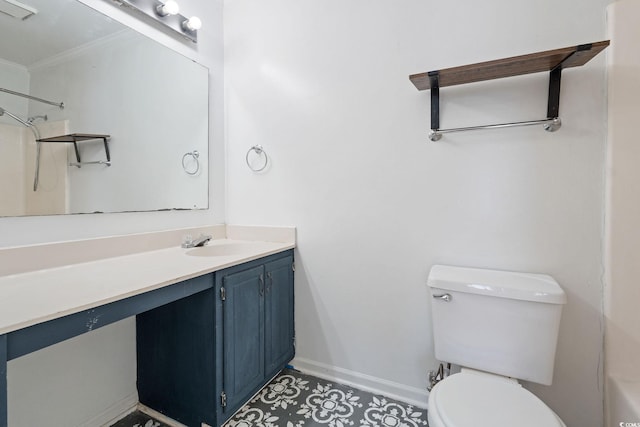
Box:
(0, 0, 209, 217)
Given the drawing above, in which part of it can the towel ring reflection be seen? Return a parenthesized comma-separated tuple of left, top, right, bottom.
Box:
(246, 145, 268, 172)
(182, 150, 200, 175)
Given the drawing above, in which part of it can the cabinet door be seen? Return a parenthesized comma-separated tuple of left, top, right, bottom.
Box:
(264, 255, 295, 376)
(221, 265, 265, 416)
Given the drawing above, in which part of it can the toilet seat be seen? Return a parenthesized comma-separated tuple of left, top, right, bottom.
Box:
(428, 370, 565, 427)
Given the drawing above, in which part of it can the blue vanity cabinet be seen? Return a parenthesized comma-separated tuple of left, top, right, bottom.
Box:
(136, 250, 294, 427)
(217, 264, 266, 417)
(0, 335, 6, 427)
(0, 249, 293, 427)
(264, 255, 295, 377)
(215, 250, 295, 424)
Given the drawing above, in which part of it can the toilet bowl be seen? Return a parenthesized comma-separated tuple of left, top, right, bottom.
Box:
(427, 369, 566, 427)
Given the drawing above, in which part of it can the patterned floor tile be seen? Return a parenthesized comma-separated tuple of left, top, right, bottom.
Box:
(109, 410, 171, 427)
(110, 370, 428, 427)
(224, 369, 428, 427)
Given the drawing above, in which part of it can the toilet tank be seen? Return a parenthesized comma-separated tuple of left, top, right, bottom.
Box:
(427, 265, 567, 385)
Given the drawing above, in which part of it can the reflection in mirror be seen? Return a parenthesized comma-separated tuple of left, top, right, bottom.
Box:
(0, 0, 209, 217)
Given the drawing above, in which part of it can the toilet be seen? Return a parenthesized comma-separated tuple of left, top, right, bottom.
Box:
(426, 265, 568, 427)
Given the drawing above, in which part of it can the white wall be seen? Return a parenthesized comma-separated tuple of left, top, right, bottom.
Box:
(1, 0, 224, 425)
(225, 1, 608, 426)
(605, 0, 640, 425)
(0, 59, 29, 125)
(8, 319, 137, 427)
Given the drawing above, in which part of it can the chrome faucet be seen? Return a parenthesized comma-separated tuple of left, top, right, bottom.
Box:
(182, 233, 213, 248)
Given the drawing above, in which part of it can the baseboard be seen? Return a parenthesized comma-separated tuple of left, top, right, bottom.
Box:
(289, 357, 428, 409)
(84, 392, 138, 427)
(138, 404, 188, 427)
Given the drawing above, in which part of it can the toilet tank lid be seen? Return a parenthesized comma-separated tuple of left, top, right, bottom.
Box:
(427, 265, 567, 304)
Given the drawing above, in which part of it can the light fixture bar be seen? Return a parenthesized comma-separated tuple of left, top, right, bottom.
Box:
(0, 0, 38, 20)
(108, 0, 199, 43)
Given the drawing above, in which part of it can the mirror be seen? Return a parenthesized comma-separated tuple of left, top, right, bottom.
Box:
(0, 0, 208, 216)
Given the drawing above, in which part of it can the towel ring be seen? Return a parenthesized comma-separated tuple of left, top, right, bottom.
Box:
(182, 150, 200, 175)
(246, 145, 268, 172)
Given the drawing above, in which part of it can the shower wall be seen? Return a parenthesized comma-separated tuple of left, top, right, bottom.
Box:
(0, 121, 69, 217)
(1, 59, 68, 216)
(23, 120, 69, 215)
(0, 124, 26, 216)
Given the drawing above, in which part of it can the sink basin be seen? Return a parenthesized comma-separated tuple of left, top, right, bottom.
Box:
(185, 241, 260, 257)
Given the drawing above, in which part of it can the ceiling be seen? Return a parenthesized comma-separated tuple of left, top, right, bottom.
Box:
(0, 0, 123, 67)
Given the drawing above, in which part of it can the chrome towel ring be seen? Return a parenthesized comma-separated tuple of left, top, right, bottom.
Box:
(246, 145, 268, 172)
(182, 150, 200, 175)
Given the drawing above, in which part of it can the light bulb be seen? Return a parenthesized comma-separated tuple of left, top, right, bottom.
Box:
(182, 16, 202, 31)
(156, 0, 179, 17)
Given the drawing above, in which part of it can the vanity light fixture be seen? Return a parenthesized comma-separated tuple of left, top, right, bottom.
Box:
(106, 0, 201, 43)
(155, 0, 178, 17)
(182, 16, 201, 32)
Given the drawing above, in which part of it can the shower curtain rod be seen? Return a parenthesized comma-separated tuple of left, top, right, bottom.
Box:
(0, 87, 64, 109)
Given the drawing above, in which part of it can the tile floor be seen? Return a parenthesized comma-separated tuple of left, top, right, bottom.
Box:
(110, 410, 170, 427)
(224, 369, 428, 427)
(111, 369, 428, 427)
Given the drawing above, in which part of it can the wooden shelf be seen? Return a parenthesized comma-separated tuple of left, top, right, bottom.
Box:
(409, 40, 610, 140)
(410, 40, 610, 90)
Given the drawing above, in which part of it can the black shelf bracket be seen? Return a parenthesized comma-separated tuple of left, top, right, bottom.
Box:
(547, 67, 562, 120)
(429, 72, 440, 132)
(37, 134, 111, 167)
(68, 136, 111, 168)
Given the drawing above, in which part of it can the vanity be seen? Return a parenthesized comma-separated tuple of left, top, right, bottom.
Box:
(0, 226, 296, 427)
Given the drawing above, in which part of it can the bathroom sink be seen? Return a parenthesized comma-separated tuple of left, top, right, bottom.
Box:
(185, 241, 260, 257)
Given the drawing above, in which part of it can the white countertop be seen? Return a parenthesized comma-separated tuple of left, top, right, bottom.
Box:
(0, 237, 294, 335)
